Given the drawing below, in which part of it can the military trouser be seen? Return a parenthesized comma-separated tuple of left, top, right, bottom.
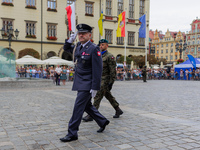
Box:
(143, 75, 146, 82)
(93, 83, 119, 109)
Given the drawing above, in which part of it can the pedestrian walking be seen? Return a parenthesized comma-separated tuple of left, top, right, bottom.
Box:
(142, 66, 147, 82)
(60, 24, 109, 142)
(82, 39, 123, 122)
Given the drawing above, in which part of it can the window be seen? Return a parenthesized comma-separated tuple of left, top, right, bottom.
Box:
(106, 0, 112, 16)
(129, 0, 134, 18)
(161, 44, 163, 47)
(26, 0, 35, 6)
(171, 43, 173, 47)
(161, 56, 163, 59)
(85, 2, 93, 16)
(47, 0, 56, 10)
(170, 55, 173, 60)
(47, 24, 57, 39)
(161, 50, 163, 54)
(157, 45, 159, 48)
(118, 0, 123, 15)
(198, 47, 200, 51)
(2, 19, 13, 34)
(166, 49, 168, 53)
(157, 50, 159, 54)
(138, 38, 144, 46)
(67, 0, 74, 6)
(166, 43, 168, 47)
(25, 21, 36, 38)
(175, 55, 177, 59)
(171, 49, 173, 53)
(105, 29, 112, 44)
(117, 37, 124, 45)
(188, 42, 190, 45)
(193, 41, 195, 45)
(139, 0, 145, 17)
(128, 32, 134, 45)
(166, 56, 168, 60)
(191, 48, 194, 52)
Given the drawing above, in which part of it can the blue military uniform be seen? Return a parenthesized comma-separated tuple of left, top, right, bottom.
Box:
(60, 24, 109, 142)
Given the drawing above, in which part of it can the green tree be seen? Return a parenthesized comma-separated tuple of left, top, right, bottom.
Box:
(116, 56, 133, 64)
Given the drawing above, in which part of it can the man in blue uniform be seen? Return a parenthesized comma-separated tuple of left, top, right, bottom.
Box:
(60, 24, 110, 142)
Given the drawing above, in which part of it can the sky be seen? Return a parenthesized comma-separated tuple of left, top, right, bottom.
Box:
(150, 0, 200, 34)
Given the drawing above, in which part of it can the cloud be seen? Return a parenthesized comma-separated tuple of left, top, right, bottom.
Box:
(150, 0, 200, 32)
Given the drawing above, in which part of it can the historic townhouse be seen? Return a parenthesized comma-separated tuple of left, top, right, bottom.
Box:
(151, 29, 186, 63)
(0, 0, 149, 60)
(184, 18, 200, 60)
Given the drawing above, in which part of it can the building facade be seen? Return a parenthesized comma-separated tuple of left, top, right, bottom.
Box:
(184, 18, 200, 60)
(0, 0, 150, 61)
(151, 29, 186, 63)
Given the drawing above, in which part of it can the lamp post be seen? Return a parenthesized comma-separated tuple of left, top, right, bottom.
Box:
(0, 23, 19, 52)
(175, 39, 187, 59)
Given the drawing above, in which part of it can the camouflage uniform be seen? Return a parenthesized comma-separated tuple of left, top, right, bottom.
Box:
(142, 67, 147, 82)
(93, 51, 119, 109)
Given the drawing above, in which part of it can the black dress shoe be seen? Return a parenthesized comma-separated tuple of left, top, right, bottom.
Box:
(82, 115, 93, 122)
(60, 135, 78, 142)
(97, 120, 110, 133)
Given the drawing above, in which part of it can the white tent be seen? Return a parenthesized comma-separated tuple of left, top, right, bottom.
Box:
(43, 56, 74, 66)
(16, 55, 44, 65)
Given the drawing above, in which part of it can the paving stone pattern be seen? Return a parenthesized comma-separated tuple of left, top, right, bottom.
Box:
(1, 80, 200, 150)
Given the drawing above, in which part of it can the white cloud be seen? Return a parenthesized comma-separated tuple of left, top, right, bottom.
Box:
(150, 0, 200, 32)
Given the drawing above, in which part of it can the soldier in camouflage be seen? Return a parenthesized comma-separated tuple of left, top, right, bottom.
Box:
(142, 66, 147, 82)
(82, 39, 123, 122)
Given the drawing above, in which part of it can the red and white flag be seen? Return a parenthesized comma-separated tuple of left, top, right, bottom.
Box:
(65, 2, 76, 33)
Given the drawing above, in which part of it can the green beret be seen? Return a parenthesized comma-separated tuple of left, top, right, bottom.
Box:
(99, 39, 108, 45)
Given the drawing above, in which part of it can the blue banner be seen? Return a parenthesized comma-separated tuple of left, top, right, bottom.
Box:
(139, 14, 146, 38)
(187, 54, 196, 69)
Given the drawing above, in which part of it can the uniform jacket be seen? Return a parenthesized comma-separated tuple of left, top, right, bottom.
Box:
(63, 40, 102, 91)
(102, 51, 116, 85)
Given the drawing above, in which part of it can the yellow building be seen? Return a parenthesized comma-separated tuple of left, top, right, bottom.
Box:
(0, 0, 149, 61)
(152, 29, 185, 63)
(184, 18, 200, 60)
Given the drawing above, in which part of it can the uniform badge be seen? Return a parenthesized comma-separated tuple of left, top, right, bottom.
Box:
(79, 24, 82, 29)
(97, 51, 101, 56)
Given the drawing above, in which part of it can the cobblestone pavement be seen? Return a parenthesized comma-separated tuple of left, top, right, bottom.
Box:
(1, 80, 200, 150)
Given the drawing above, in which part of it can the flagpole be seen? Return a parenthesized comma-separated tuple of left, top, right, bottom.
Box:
(145, 11, 147, 66)
(101, 3, 103, 39)
(124, 9, 127, 65)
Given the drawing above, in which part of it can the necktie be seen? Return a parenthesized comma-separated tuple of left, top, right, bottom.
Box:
(80, 45, 83, 50)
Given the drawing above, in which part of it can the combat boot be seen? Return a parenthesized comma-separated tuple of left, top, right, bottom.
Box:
(113, 106, 123, 118)
(82, 115, 93, 122)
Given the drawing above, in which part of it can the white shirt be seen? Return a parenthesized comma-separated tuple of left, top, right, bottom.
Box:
(55, 67, 62, 74)
(81, 40, 90, 48)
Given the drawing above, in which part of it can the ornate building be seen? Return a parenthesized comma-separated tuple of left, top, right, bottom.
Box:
(0, 0, 150, 61)
(184, 18, 200, 60)
(151, 29, 186, 63)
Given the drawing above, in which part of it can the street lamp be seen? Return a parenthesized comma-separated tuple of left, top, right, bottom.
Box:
(175, 39, 187, 59)
(0, 23, 19, 52)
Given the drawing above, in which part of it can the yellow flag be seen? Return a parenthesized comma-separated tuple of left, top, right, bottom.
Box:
(116, 11, 126, 37)
(98, 12, 103, 36)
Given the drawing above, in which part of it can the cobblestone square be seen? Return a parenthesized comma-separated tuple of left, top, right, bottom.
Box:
(1, 80, 200, 150)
